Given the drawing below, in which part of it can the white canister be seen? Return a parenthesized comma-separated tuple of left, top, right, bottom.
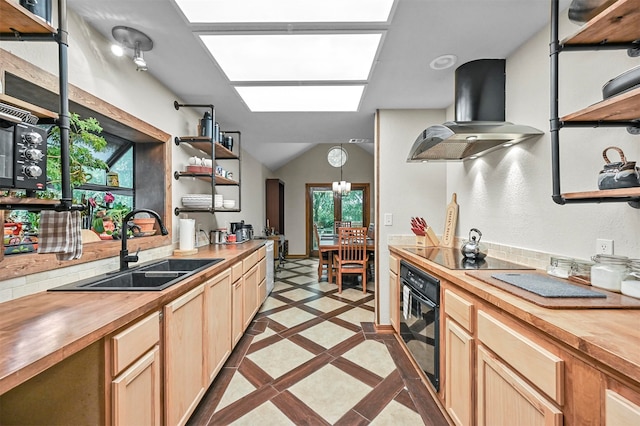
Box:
(591, 254, 629, 292)
(621, 259, 640, 299)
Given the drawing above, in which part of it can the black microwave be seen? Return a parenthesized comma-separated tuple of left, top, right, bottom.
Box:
(0, 119, 48, 191)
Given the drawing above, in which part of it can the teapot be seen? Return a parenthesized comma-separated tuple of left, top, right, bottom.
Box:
(460, 228, 487, 260)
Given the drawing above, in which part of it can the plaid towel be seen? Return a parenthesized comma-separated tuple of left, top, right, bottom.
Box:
(37, 211, 83, 260)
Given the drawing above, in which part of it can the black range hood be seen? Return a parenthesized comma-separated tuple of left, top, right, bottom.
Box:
(407, 59, 543, 162)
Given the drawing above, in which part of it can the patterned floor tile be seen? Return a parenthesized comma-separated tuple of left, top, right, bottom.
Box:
(304, 296, 349, 313)
(286, 275, 318, 285)
(267, 306, 317, 328)
(369, 400, 425, 425)
(297, 320, 357, 349)
(342, 340, 397, 379)
(277, 287, 318, 302)
(215, 370, 257, 412)
(230, 401, 296, 426)
(288, 364, 372, 424)
(259, 297, 287, 312)
(272, 281, 294, 292)
(335, 306, 375, 326)
(246, 338, 316, 379)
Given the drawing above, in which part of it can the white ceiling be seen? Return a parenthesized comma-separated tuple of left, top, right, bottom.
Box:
(66, 0, 570, 170)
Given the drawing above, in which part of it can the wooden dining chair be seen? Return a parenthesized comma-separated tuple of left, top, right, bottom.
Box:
(314, 224, 333, 282)
(333, 227, 368, 294)
(334, 221, 352, 234)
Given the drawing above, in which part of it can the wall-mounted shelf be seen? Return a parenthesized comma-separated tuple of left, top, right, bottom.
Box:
(0, 0, 56, 34)
(172, 102, 241, 215)
(550, 0, 640, 208)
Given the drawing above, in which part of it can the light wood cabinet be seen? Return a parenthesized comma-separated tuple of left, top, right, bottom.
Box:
(112, 345, 161, 426)
(605, 389, 640, 425)
(204, 269, 232, 385)
(445, 318, 473, 426)
(477, 345, 562, 426)
(232, 264, 244, 346)
(389, 255, 400, 333)
(244, 263, 260, 329)
(164, 285, 206, 426)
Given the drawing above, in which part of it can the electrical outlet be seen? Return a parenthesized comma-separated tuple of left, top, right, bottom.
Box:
(384, 213, 393, 226)
(596, 238, 614, 255)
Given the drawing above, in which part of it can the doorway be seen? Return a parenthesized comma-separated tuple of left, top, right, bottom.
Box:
(306, 183, 370, 257)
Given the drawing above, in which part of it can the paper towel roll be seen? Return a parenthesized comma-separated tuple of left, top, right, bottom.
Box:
(179, 219, 195, 251)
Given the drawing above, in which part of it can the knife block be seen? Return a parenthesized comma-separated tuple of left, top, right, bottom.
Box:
(416, 235, 428, 247)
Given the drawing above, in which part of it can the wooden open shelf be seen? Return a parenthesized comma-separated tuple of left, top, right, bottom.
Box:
(562, 187, 640, 201)
(173, 171, 238, 185)
(562, 86, 640, 122)
(174, 136, 237, 159)
(562, 0, 640, 45)
(0, 0, 56, 35)
(0, 93, 58, 120)
(0, 197, 59, 206)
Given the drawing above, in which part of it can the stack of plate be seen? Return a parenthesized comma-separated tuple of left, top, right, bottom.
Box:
(214, 194, 223, 208)
(182, 194, 212, 208)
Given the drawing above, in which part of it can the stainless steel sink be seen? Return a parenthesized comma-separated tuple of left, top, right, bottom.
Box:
(49, 258, 224, 291)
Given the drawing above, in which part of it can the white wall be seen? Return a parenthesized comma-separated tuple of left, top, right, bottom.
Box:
(273, 143, 375, 255)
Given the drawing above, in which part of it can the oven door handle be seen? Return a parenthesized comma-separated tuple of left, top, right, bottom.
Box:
(402, 282, 437, 308)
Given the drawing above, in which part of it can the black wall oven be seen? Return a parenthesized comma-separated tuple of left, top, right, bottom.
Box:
(399, 260, 440, 391)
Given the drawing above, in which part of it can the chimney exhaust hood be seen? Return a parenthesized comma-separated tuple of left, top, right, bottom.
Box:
(407, 59, 543, 162)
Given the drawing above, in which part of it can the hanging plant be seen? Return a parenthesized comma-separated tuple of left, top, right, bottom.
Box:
(46, 112, 109, 194)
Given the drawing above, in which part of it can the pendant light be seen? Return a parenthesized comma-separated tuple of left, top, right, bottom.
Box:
(331, 144, 351, 195)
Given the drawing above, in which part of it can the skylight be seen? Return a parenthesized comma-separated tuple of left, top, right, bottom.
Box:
(235, 86, 365, 112)
(199, 33, 382, 82)
(174, 0, 394, 23)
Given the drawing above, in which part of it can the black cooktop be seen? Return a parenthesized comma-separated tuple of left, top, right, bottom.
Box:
(404, 247, 533, 270)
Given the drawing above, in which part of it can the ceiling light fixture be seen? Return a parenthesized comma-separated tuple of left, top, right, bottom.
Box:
(111, 26, 153, 72)
(429, 54, 457, 71)
(329, 145, 351, 195)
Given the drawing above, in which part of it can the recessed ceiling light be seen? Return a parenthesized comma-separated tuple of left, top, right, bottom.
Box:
(429, 54, 457, 70)
(175, 0, 394, 23)
(235, 85, 365, 112)
(200, 33, 382, 82)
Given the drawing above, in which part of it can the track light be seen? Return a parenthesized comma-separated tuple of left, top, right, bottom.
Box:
(111, 26, 153, 71)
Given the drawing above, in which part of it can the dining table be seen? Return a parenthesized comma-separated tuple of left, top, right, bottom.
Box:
(318, 236, 375, 283)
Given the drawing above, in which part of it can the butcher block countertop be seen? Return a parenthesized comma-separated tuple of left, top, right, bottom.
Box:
(390, 245, 640, 386)
(0, 240, 265, 395)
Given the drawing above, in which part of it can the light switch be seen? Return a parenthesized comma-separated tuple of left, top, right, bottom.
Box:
(384, 213, 393, 226)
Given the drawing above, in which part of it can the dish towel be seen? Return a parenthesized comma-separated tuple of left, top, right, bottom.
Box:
(37, 211, 83, 260)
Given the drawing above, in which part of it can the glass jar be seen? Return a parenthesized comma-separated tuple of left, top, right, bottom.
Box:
(547, 256, 573, 278)
(621, 259, 640, 299)
(590, 254, 629, 292)
(570, 259, 594, 284)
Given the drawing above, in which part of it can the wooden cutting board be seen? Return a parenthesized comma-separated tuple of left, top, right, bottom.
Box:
(466, 270, 640, 309)
(440, 193, 458, 247)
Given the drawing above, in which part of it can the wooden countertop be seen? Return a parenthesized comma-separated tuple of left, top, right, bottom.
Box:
(0, 240, 265, 395)
(390, 245, 640, 386)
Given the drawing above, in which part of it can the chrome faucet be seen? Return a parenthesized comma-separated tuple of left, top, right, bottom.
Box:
(120, 209, 169, 271)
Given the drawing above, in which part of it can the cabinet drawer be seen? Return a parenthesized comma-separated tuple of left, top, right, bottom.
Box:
(111, 311, 160, 377)
(258, 245, 266, 260)
(477, 310, 564, 405)
(389, 255, 399, 275)
(243, 251, 258, 274)
(445, 289, 474, 332)
(232, 261, 243, 283)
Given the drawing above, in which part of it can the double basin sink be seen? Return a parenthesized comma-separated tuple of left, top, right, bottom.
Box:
(49, 258, 223, 291)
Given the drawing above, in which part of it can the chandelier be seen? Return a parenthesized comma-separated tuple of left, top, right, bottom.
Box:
(331, 144, 351, 195)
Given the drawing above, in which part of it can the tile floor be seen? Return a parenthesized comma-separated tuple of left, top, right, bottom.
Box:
(188, 258, 448, 426)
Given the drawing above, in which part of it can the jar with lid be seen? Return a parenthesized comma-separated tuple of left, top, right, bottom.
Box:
(590, 254, 629, 292)
(547, 256, 573, 278)
(570, 259, 594, 285)
(621, 259, 640, 299)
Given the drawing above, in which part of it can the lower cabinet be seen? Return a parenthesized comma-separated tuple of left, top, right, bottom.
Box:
(445, 318, 473, 426)
(109, 311, 161, 426)
(232, 261, 244, 346)
(389, 255, 399, 333)
(164, 285, 207, 426)
(243, 263, 259, 329)
(477, 345, 562, 426)
(605, 389, 640, 425)
(112, 346, 161, 426)
(204, 269, 232, 384)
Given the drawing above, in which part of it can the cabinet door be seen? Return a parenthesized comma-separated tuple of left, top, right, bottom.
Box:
(164, 285, 206, 426)
(205, 270, 232, 385)
(232, 278, 244, 346)
(445, 318, 473, 426)
(244, 264, 259, 329)
(112, 345, 160, 426)
(606, 389, 640, 425)
(389, 270, 399, 333)
(477, 346, 562, 426)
